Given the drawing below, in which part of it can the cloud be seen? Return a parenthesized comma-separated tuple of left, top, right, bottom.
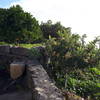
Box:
(10, 0, 100, 41)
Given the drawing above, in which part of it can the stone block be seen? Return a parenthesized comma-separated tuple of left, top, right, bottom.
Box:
(0, 45, 10, 54)
(10, 47, 30, 57)
(27, 60, 64, 100)
(10, 61, 25, 80)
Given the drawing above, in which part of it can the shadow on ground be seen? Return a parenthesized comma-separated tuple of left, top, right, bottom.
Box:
(0, 70, 32, 100)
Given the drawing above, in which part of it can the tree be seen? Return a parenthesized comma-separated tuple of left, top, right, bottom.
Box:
(40, 20, 71, 39)
(93, 36, 100, 49)
(81, 34, 87, 46)
(0, 5, 42, 43)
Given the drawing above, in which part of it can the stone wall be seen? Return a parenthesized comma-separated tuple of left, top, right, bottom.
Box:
(27, 60, 64, 100)
(0, 45, 65, 100)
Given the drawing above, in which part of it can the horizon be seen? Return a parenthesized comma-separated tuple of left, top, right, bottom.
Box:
(0, 0, 100, 42)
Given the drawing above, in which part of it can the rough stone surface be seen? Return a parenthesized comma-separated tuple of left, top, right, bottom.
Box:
(10, 47, 30, 57)
(10, 62, 25, 79)
(0, 45, 65, 100)
(27, 60, 64, 100)
(63, 92, 84, 100)
(0, 46, 29, 63)
(0, 45, 10, 54)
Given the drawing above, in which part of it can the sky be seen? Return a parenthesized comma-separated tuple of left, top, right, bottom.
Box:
(0, 0, 100, 42)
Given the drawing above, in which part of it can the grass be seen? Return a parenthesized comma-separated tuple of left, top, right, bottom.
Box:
(0, 42, 43, 48)
(18, 43, 43, 48)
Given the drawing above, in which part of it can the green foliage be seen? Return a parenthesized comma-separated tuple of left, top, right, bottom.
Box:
(64, 67, 100, 99)
(45, 31, 100, 99)
(0, 5, 100, 99)
(40, 20, 71, 39)
(89, 67, 100, 75)
(0, 5, 43, 43)
(29, 47, 42, 58)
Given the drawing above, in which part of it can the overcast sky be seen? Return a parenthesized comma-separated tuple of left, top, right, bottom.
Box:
(0, 0, 100, 42)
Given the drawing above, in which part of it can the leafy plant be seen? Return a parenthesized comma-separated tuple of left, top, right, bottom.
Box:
(45, 31, 100, 99)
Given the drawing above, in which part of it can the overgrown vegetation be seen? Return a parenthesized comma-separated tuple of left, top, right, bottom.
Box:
(0, 5, 100, 100)
(45, 33, 100, 100)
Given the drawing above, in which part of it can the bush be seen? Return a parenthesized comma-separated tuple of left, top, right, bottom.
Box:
(45, 33, 100, 99)
(64, 69, 100, 99)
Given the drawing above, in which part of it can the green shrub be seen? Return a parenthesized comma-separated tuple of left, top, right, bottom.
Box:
(45, 34, 100, 99)
(89, 67, 100, 75)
